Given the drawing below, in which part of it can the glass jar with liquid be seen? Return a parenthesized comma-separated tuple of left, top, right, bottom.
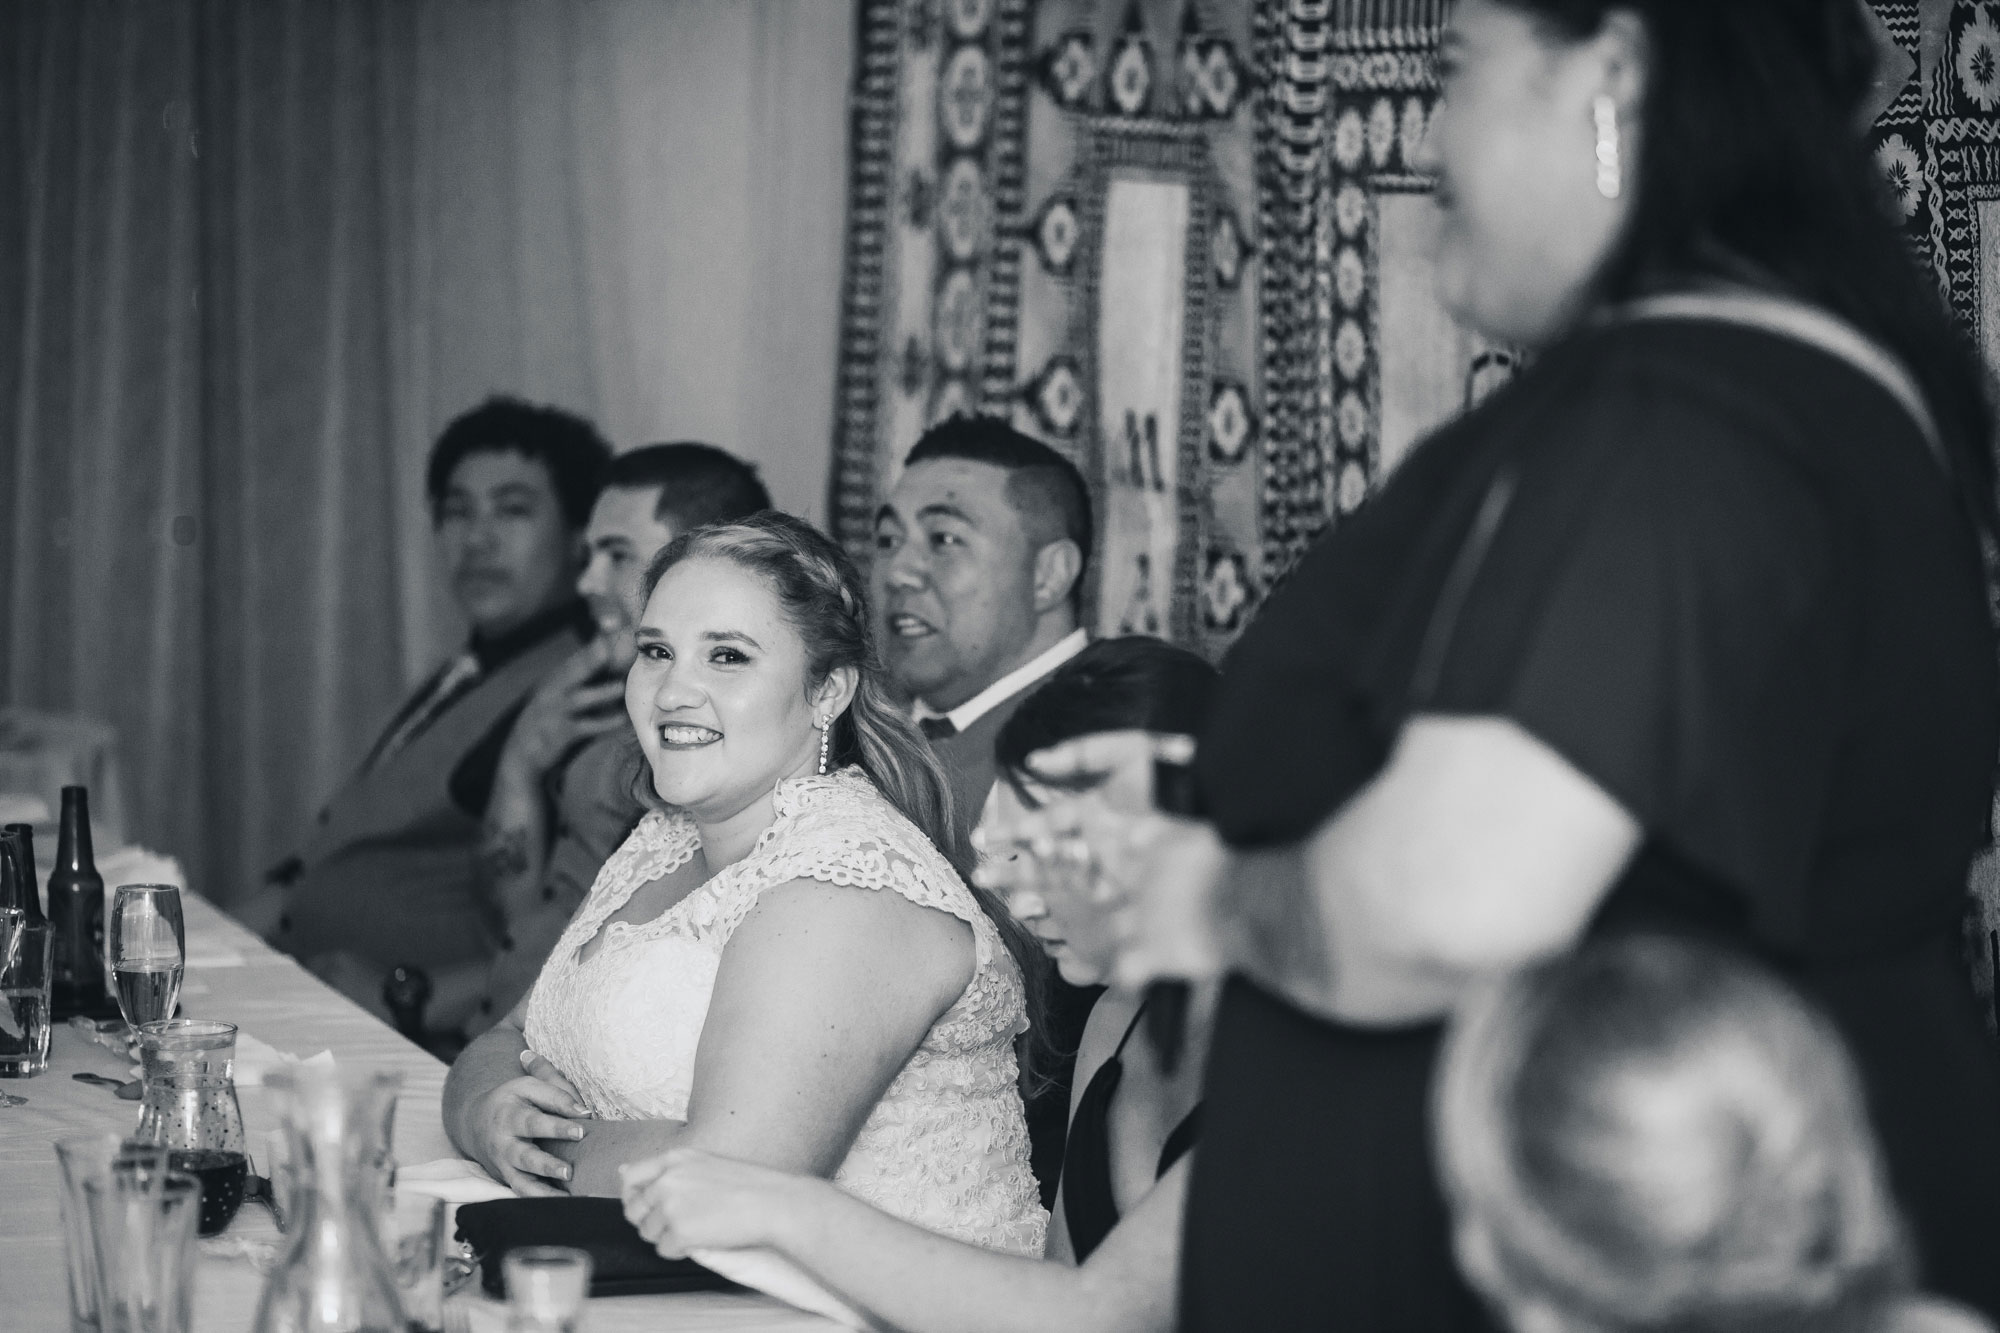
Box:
(133, 1018, 251, 1236)
(135, 1018, 247, 1151)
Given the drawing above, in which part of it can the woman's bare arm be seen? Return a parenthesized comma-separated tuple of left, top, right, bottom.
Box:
(1239, 714, 1641, 1023)
(550, 876, 972, 1196)
(1032, 720, 1639, 1028)
(625, 1150, 1188, 1333)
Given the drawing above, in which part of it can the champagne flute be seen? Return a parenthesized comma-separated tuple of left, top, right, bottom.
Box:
(109, 885, 185, 1030)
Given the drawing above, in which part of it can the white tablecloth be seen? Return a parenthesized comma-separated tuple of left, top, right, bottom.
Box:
(0, 891, 836, 1331)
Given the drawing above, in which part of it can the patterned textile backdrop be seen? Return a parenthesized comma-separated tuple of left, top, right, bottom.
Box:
(830, 0, 2000, 652)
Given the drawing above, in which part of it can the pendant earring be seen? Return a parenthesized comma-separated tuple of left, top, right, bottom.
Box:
(1593, 94, 1621, 201)
(817, 716, 831, 775)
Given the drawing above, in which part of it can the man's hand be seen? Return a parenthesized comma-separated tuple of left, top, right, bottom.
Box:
(477, 632, 632, 921)
(501, 635, 632, 783)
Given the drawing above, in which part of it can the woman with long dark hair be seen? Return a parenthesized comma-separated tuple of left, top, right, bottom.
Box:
(1020, 0, 2000, 1324)
(442, 511, 1046, 1253)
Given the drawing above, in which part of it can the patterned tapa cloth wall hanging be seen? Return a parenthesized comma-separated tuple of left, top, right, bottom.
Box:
(831, 0, 2000, 656)
(828, 0, 1530, 660)
(830, 0, 1265, 659)
(831, 0, 1473, 659)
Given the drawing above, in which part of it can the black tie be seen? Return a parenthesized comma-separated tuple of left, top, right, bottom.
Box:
(918, 716, 958, 741)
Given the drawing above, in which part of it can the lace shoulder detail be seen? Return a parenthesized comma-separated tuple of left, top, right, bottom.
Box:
(675, 769, 993, 966)
(550, 808, 701, 954)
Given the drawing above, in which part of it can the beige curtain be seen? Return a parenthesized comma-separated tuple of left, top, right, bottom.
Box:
(0, 0, 853, 903)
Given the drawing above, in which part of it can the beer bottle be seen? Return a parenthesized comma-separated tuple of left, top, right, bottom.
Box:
(48, 786, 111, 1019)
(2, 824, 44, 925)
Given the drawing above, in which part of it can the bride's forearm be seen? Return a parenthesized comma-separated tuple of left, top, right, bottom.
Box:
(552, 1120, 690, 1197)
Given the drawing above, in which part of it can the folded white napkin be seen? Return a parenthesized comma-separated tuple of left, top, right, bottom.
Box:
(691, 1246, 868, 1328)
(231, 1031, 287, 1082)
(234, 1038, 333, 1087)
(397, 1158, 518, 1207)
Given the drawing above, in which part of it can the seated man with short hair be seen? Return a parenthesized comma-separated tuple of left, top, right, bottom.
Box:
(248, 397, 611, 1018)
(871, 414, 1097, 1206)
(872, 415, 1093, 827)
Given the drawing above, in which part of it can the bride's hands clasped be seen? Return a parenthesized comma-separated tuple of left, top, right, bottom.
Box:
(461, 1048, 591, 1197)
(619, 1148, 806, 1258)
(980, 729, 1235, 989)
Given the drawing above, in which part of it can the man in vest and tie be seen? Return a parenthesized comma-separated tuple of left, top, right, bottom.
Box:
(871, 414, 1094, 1205)
(872, 416, 1092, 829)
(245, 397, 611, 1018)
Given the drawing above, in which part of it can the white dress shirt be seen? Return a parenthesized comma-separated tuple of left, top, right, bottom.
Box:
(913, 628, 1090, 735)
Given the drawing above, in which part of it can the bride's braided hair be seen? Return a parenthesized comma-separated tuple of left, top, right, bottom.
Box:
(642, 511, 1048, 1048)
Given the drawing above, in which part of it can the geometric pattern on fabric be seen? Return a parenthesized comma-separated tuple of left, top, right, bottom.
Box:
(829, 0, 2000, 648)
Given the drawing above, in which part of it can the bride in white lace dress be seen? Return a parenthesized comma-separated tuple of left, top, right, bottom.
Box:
(442, 512, 1046, 1253)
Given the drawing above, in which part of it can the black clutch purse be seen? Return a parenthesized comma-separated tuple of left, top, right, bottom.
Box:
(453, 1196, 742, 1298)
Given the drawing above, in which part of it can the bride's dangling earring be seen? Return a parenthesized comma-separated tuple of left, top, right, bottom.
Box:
(817, 715, 831, 775)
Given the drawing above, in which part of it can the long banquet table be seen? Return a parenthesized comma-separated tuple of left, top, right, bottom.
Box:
(0, 890, 836, 1331)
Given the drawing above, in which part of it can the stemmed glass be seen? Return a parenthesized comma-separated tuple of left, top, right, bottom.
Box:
(109, 885, 185, 1031)
(0, 908, 22, 1107)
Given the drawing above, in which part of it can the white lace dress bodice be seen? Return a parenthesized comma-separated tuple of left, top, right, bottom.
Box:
(524, 768, 1047, 1254)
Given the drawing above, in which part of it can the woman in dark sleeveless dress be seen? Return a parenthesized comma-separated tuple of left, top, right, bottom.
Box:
(981, 638, 1214, 1265)
(618, 636, 1216, 1330)
(1026, 1, 2000, 1326)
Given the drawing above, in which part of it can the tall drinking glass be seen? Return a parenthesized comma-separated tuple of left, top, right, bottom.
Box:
(84, 1160, 201, 1333)
(0, 923, 54, 1080)
(110, 885, 184, 1030)
(0, 905, 21, 974)
(56, 1136, 174, 1331)
(0, 908, 21, 1106)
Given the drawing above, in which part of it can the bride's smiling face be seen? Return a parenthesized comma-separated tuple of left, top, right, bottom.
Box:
(627, 555, 826, 823)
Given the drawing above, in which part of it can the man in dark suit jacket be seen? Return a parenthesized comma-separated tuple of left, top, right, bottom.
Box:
(871, 414, 1095, 1202)
(246, 398, 611, 1018)
(872, 417, 1092, 828)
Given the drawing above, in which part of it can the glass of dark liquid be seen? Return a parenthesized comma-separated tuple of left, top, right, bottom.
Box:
(167, 1146, 250, 1236)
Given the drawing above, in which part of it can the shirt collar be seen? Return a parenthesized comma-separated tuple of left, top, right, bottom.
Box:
(915, 629, 1090, 734)
(468, 598, 594, 673)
